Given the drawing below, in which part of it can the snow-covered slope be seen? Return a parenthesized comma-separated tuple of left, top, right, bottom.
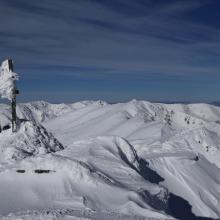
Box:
(0, 136, 172, 219)
(1, 100, 220, 219)
(0, 100, 107, 125)
(17, 100, 107, 123)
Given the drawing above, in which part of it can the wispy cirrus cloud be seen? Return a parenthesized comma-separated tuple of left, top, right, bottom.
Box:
(0, 0, 220, 102)
(0, 0, 218, 72)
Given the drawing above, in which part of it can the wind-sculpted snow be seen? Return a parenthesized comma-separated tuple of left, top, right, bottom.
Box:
(0, 210, 172, 220)
(0, 121, 64, 163)
(0, 136, 172, 219)
(1, 100, 220, 219)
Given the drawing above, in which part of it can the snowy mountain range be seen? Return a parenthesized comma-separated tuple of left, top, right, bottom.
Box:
(0, 100, 220, 220)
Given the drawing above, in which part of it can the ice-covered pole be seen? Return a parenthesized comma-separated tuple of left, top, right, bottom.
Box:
(0, 59, 19, 132)
(8, 60, 17, 132)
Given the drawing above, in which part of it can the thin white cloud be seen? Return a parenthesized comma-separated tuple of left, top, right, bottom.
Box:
(0, 0, 219, 77)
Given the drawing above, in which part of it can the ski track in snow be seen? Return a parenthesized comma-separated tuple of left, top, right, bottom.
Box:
(0, 100, 220, 219)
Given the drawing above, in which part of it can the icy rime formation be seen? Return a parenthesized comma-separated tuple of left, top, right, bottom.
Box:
(0, 102, 64, 162)
(0, 60, 19, 101)
(0, 121, 64, 163)
(0, 100, 220, 219)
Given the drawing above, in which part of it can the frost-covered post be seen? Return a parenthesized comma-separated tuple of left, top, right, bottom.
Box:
(9, 60, 18, 132)
(0, 59, 19, 132)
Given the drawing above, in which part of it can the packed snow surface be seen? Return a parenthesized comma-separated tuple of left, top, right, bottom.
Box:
(0, 100, 220, 219)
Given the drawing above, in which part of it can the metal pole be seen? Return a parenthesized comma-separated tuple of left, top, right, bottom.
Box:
(8, 59, 17, 133)
(11, 85, 17, 132)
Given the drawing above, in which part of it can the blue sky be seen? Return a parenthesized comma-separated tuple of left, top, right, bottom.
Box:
(0, 0, 220, 103)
